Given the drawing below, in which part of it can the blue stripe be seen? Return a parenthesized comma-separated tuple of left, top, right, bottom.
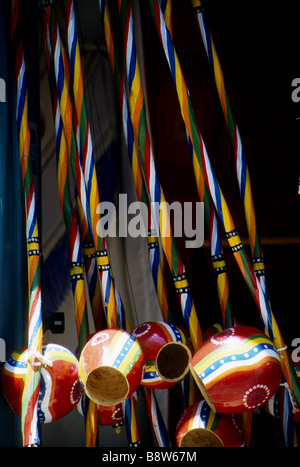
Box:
(128, 35, 136, 92)
(166, 31, 176, 84)
(57, 53, 65, 100)
(85, 159, 94, 199)
(28, 208, 37, 239)
(240, 146, 247, 202)
(149, 247, 159, 286)
(28, 315, 42, 349)
(159, 0, 168, 14)
(202, 15, 214, 68)
(69, 38, 77, 88)
(283, 387, 295, 446)
(183, 293, 192, 330)
(99, 0, 105, 24)
(213, 181, 224, 227)
(16, 75, 27, 136)
(112, 334, 135, 368)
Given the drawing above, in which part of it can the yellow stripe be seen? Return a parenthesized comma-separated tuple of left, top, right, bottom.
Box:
(220, 196, 234, 233)
(98, 254, 110, 266)
(253, 262, 265, 271)
(28, 242, 39, 251)
(227, 233, 242, 248)
(71, 265, 84, 276)
(118, 340, 142, 376)
(189, 303, 203, 349)
(105, 292, 117, 329)
(174, 278, 188, 289)
(206, 406, 216, 430)
(82, 246, 95, 257)
(212, 45, 227, 122)
(213, 260, 226, 269)
(85, 400, 98, 447)
(148, 236, 158, 244)
(191, 0, 202, 7)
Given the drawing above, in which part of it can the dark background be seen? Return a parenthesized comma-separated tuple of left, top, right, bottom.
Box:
(137, 0, 300, 343)
(1, 0, 299, 447)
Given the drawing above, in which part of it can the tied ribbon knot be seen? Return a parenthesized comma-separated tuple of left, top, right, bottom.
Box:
(26, 350, 53, 370)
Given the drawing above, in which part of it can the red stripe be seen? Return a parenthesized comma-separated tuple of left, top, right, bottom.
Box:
(23, 383, 39, 445)
(10, 0, 20, 43)
(153, 0, 163, 44)
(144, 126, 151, 189)
(123, 0, 131, 52)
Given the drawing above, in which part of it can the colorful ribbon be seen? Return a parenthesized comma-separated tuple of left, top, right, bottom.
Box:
(42, 4, 102, 447)
(149, 0, 300, 414)
(99, 0, 172, 446)
(64, 0, 139, 445)
(43, 3, 104, 340)
(11, 0, 43, 446)
(122, 396, 140, 447)
(42, 10, 90, 352)
(99, 0, 172, 325)
(117, 0, 204, 431)
(62, 0, 131, 333)
(280, 384, 298, 447)
(144, 387, 171, 447)
(118, 0, 203, 353)
(43, 1, 140, 446)
(41, 3, 100, 447)
(191, 0, 262, 264)
(63, 0, 103, 332)
(191, 0, 298, 445)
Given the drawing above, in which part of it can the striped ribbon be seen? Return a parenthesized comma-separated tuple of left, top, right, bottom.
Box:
(99, 0, 172, 325)
(62, 0, 131, 333)
(45, 1, 138, 446)
(117, 0, 204, 428)
(44, 4, 105, 341)
(162, 2, 233, 330)
(41, 3, 100, 447)
(144, 387, 171, 447)
(43, 13, 101, 447)
(191, 0, 298, 445)
(191, 0, 262, 265)
(122, 396, 140, 447)
(11, 0, 43, 446)
(43, 4, 103, 447)
(149, 0, 300, 413)
(99, 0, 172, 446)
(118, 0, 203, 353)
(64, 0, 140, 443)
(160, 3, 234, 414)
(60, 2, 103, 333)
(281, 384, 298, 447)
(42, 11, 90, 353)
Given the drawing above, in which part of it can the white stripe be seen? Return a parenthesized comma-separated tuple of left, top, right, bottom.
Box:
(192, 400, 206, 429)
(198, 15, 209, 56)
(26, 190, 36, 236)
(235, 128, 243, 189)
(201, 347, 280, 386)
(126, 13, 133, 80)
(39, 367, 53, 423)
